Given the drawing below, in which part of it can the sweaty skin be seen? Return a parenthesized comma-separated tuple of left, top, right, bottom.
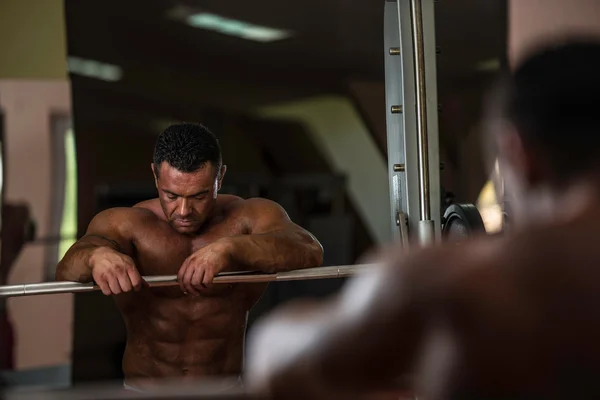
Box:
(246, 185, 600, 399)
(56, 193, 322, 390)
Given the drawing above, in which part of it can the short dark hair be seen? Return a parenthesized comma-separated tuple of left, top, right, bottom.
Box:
(490, 40, 600, 181)
(153, 123, 222, 176)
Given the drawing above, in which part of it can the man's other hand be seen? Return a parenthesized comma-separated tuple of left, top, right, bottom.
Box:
(177, 240, 233, 295)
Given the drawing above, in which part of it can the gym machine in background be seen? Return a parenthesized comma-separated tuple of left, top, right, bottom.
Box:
(384, 0, 487, 244)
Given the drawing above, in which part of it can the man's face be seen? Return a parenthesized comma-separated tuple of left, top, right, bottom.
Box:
(152, 161, 226, 234)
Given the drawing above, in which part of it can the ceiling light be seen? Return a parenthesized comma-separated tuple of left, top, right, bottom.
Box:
(67, 56, 123, 82)
(476, 58, 501, 72)
(186, 12, 291, 43)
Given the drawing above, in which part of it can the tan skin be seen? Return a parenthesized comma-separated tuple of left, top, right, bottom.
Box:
(56, 161, 323, 390)
(245, 113, 600, 398)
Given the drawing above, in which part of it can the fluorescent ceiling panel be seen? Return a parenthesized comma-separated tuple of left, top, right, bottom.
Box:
(476, 58, 501, 72)
(186, 12, 291, 42)
(67, 56, 123, 82)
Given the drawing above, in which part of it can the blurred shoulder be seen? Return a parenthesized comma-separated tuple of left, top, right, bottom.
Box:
(367, 235, 510, 305)
(413, 229, 556, 306)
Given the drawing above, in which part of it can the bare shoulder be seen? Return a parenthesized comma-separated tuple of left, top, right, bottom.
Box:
(218, 193, 245, 207)
(232, 197, 289, 217)
(88, 206, 158, 231)
(497, 222, 596, 290)
(361, 227, 582, 330)
(367, 236, 510, 305)
(221, 196, 293, 233)
(132, 198, 166, 220)
(410, 230, 559, 306)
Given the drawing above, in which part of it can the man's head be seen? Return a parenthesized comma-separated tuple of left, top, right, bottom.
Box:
(152, 123, 226, 234)
(485, 40, 600, 220)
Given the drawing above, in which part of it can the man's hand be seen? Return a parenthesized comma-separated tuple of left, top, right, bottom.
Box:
(177, 240, 233, 295)
(89, 246, 144, 295)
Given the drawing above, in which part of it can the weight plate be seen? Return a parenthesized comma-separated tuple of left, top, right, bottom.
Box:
(442, 203, 486, 240)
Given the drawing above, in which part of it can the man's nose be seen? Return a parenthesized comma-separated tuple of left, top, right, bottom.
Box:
(178, 198, 192, 217)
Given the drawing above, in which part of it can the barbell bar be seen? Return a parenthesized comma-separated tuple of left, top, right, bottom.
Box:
(3, 377, 250, 399)
(2, 373, 415, 399)
(0, 265, 374, 298)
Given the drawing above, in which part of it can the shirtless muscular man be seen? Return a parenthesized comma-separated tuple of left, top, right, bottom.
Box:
(56, 123, 323, 391)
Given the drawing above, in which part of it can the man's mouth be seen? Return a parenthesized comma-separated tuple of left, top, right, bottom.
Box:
(175, 220, 195, 227)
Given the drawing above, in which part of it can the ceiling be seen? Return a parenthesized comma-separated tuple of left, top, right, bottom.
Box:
(64, 0, 507, 130)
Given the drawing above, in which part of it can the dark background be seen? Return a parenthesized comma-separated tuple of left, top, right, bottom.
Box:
(64, 0, 507, 382)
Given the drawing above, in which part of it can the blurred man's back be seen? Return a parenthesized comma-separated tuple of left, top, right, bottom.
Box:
(245, 40, 600, 400)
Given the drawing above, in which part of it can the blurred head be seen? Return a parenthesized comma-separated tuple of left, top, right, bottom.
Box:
(152, 123, 226, 234)
(484, 40, 600, 221)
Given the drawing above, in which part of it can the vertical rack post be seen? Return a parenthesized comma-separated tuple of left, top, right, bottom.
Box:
(384, 0, 441, 245)
(384, 0, 409, 244)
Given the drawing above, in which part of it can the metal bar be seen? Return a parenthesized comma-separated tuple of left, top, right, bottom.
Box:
(3, 373, 415, 400)
(387, 0, 441, 243)
(384, 0, 410, 243)
(419, 0, 442, 243)
(3, 378, 250, 399)
(0, 265, 373, 298)
(409, 0, 431, 222)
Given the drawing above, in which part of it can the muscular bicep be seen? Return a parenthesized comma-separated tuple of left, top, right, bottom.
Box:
(79, 208, 138, 255)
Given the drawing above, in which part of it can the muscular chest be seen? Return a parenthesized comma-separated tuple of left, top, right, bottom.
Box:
(114, 211, 266, 318)
(133, 220, 245, 277)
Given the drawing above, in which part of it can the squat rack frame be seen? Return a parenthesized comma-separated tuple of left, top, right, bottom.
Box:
(384, 0, 441, 245)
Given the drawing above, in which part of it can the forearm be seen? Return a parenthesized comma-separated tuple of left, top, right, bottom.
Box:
(225, 229, 323, 273)
(55, 236, 120, 282)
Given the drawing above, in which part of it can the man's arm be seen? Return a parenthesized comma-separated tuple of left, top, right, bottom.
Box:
(55, 208, 137, 283)
(224, 198, 323, 273)
(178, 198, 323, 295)
(245, 246, 448, 397)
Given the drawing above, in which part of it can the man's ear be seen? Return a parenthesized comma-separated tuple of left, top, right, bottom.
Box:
(217, 165, 227, 192)
(151, 163, 159, 188)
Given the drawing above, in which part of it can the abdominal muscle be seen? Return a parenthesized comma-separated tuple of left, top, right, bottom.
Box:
(117, 289, 249, 389)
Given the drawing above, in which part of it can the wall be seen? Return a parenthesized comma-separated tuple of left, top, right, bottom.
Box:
(347, 81, 388, 157)
(509, 0, 600, 67)
(258, 96, 392, 244)
(347, 80, 489, 204)
(74, 124, 160, 235)
(0, 0, 67, 79)
(0, 80, 72, 370)
(437, 84, 491, 203)
(0, 0, 70, 377)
